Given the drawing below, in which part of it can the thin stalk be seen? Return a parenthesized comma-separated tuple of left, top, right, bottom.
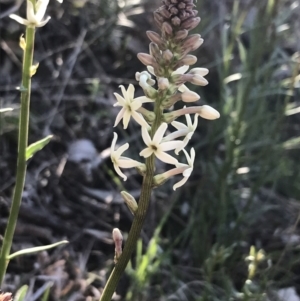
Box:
(0, 26, 35, 285)
(99, 100, 163, 301)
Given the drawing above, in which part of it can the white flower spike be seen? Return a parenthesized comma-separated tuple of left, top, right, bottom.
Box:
(173, 147, 195, 190)
(140, 123, 183, 165)
(164, 111, 198, 154)
(114, 84, 153, 129)
(10, 0, 51, 28)
(111, 133, 144, 181)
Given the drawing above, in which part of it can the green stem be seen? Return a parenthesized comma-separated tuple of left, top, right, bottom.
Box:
(99, 101, 163, 301)
(0, 26, 35, 285)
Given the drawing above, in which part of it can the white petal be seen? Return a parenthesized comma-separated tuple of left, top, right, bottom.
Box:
(173, 65, 189, 75)
(114, 93, 126, 106)
(114, 107, 125, 127)
(153, 123, 167, 144)
(35, 0, 49, 22)
(160, 141, 183, 152)
(178, 84, 190, 93)
(135, 96, 154, 104)
(131, 111, 149, 128)
(119, 85, 127, 100)
(155, 150, 178, 165)
(141, 126, 151, 146)
(115, 143, 129, 158)
(122, 110, 131, 129)
(190, 147, 195, 163)
(172, 120, 188, 131)
(175, 139, 189, 155)
(111, 132, 118, 153)
(9, 14, 29, 26)
(183, 167, 193, 177)
(26, 0, 36, 23)
(192, 114, 198, 129)
(139, 147, 153, 158)
(185, 113, 192, 127)
(127, 84, 135, 99)
(147, 66, 155, 75)
(35, 16, 51, 27)
(131, 99, 142, 111)
(173, 176, 188, 190)
(182, 148, 191, 163)
(113, 164, 127, 181)
(164, 129, 188, 141)
(118, 157, 142, 168)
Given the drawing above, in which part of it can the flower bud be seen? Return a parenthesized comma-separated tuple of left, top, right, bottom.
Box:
(198, 105, 220, 120)
(149, 43, 162, 63)
(19, 34, 26, 50)
(153, 12, 164, 27)
(174, 29, 189, 40)
(152, 173, 168, 188)
(189, 68, 209, 76)
(112, 228, 123, 263)
(190, 74, 208, 86)
(157, 7, 171, 19)
(121, 191, 138, 215)
(158, 77, 169, 90)
(30, 63, 39, 77)
(181, 17, 201, 31)
(171, 16, 181, 27)
(162, 49, 173, 63)
(181, 90, 200, 102)
(183, 34, 201, 49)
(146, 31, 166, 49)
(176, 55, 197, 68)
(162, 21, 173, 36)
(137, 53, 156, 66)
(183, 35, 204, 53)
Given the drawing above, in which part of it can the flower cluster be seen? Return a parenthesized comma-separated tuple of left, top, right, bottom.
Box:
(110, 0, 220, 191)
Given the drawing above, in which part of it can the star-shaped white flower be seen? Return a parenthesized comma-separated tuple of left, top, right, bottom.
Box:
(114, 84, 153, 129)
(10, 0, 51, 28)
(173, 147, 195, 190)
(139, 123, 183, 165)
(163, 111, 198, 154)
(111, 133, 144, 181)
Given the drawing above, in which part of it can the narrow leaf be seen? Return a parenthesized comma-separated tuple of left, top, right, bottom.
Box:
(8, 240, 68, 260)
(283, 137, 300, 150)
(41, 283, 53, 301)
(0, 108, 13, 113)
(26, 135, 53, 161)
(14, 285, 28, 301)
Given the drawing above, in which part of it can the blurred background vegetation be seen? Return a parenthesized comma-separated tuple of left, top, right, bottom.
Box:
(0, 0, 300, 300)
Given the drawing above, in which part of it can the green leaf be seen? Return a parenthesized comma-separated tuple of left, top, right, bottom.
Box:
(0, 108, 13, 113)
(26, 135, 53, 161)
(41, 283, 53, 301)
(14, 285, 28, 301)
(8, 240, 68, 260)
